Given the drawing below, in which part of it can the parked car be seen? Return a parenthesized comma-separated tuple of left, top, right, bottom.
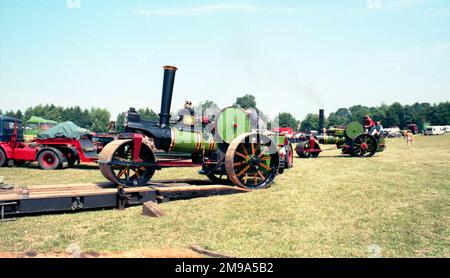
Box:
(383, 127, 403, 138)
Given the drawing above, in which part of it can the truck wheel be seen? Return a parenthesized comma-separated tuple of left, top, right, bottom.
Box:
(38, 150, 60, 170)
(64, 157, 76, 168)
(0, 148, 6, 167)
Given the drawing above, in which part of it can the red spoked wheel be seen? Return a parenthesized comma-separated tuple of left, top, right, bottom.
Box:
(99, 138, 156, 187)
(37, 150, 60, 170)
(225, 132, 279, 190)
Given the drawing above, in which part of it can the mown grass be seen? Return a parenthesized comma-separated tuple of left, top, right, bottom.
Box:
(0, 134, 449, 257)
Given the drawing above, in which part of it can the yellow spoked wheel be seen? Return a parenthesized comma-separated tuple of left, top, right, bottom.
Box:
(225, 132, 279, 189)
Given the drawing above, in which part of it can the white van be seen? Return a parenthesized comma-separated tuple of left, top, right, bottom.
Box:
(443, 126, 450, 133)
(424, 126, 445, 135)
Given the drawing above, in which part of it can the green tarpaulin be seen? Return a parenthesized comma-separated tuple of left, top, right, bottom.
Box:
(37, 121, 91, 140)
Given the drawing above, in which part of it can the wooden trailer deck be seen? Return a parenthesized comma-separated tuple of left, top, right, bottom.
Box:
(0, 180, 249, 220)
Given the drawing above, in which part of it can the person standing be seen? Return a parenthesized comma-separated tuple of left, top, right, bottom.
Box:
(406, 131, 414, 148)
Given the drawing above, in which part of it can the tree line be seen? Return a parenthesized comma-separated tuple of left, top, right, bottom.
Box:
(0, 105, 111, 133)
(1, 97, 449, 133)
(229, 95, 450, 132)
(300, 102, 450, 132)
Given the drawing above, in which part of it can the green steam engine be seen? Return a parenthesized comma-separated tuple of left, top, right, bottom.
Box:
(295, 109, 385, 158)
(98, 66, 292, 189)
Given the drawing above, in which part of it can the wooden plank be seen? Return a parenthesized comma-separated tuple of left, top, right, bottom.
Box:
(0, 184, 155, 201)
(0, 193, 21, 202)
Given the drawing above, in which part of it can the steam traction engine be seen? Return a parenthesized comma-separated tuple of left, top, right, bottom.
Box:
(98, 66, 289, 189)
(295, 109, 385, 158)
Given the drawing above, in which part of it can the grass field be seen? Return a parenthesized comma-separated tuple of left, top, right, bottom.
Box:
(0, 134, 449, 258)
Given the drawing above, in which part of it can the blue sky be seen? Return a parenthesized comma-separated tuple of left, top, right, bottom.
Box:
(0, 0, 449, 120)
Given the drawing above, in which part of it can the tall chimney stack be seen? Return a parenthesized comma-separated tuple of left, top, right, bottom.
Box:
(319, 109, 324, 134)
(159, 65, 178, 128)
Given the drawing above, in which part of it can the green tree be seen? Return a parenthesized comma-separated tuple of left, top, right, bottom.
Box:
(300, 113, 320, 132)
(348, 105, 370, 123)
(138, 108, 159, 121)
(328, 108, 351, 126)
(428, 102, 450, 125)
(384, 103, 403, 127)
(89, 108, 111, 132)
(4, 110, 15, 117)
(116, 112, 126, 133)
(195, 100, 219, 115)
(273, 113, 299, 131)
(234, 94, 257, 110)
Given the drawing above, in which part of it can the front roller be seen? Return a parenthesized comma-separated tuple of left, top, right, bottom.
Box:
(99, 137, 156, 187)
(295, 141, 321, 158)
(225, 132, 279, 190)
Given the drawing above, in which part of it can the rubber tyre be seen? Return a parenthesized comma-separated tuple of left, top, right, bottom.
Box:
(0, 148, 7, 167)
(38, 150, 60, 170)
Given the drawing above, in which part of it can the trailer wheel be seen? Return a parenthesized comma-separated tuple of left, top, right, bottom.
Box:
(59, 147, 78, 168)
(67, 157, 77, 168)
(38, 150, 60, 170)
(0, 148, 7, 167)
